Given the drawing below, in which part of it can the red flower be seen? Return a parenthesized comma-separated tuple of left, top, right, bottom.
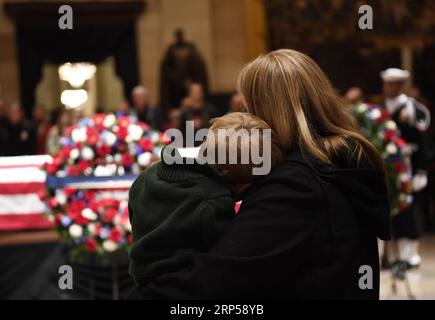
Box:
(65, 126, 75, 137)
(77, 160, 91, 172)
(96, 144, 111, 157)
(103, 208, 117, 223)
(59, 146, 72, 159)
(379, 110, 390, 122)
(48, 197, 58, 209)
(85, 238, 98, 253)
(384, 130, 396, 141)
(93, 114, 105, 123)
(396, 138, 406, 148)
(109, 228, 122, 242)
(84, 190, 96, 201)
(38, 190, 47, 201)
(122, 153, 134, 167)
(86, 127, 100, 145)
(92, 114, 106, 131)
(139, 138, 154, 152)
(70, 199, 86, 212)
(395, 161, 406, 173)
(63, 187, 77, 197)
(53, 155, 63, 166)
(401, 181, 411, 193)
(115, 126, 128, 141)
(67, 166, 80, 176)
(159, 132, 171, 145)
(75, 215, 89, 226)
(67, 208, 80, 220)
(55, 213, 63, 224)
(94, 223, 102, 236)
(118, 116, 131, 128)
(100, 198, 120, 208)
(89, 200, 101, 213)
(46, 163, 58, 175)
(74, 142, 83, 150)
(118, 143, 127, 153)
(139, 122, 150, 131)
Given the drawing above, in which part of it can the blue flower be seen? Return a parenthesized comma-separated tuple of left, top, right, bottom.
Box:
(60, 215, 72, 227)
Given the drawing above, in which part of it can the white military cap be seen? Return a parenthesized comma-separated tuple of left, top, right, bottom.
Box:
(380, 68, 410, 82)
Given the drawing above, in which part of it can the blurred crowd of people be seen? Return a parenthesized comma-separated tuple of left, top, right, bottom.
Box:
(0, 81, 244, 156)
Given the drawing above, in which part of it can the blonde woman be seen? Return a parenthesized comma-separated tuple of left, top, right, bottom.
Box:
(133, 50, 391, 299)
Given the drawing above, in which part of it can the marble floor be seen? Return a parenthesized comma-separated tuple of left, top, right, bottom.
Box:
(380, 235, 435, 300)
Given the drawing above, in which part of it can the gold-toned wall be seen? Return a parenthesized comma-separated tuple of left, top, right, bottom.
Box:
(0, 0, 268, 108)
(138, 0, 267, 104)
(0, 0, 19, 107)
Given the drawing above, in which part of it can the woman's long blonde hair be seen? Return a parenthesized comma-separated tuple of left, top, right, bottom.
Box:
(237, 49, 384, 169)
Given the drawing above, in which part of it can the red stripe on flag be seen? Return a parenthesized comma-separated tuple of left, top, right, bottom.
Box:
(0, 213, 54, 231)
(0, 182, 45, 195)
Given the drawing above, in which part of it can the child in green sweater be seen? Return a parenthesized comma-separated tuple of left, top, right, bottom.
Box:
(128, 112, 283, 286)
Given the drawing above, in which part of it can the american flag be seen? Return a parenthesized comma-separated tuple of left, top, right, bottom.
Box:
(0, 155, 54, 230)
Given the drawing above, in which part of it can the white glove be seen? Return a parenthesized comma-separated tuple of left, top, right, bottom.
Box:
(412, 170, 428, 192)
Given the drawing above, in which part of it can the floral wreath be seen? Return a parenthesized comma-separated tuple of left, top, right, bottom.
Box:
(40, 113, 170, 259)
(353, 103, 413, 215)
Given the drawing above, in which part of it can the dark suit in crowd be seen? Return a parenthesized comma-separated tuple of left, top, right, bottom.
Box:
(1, 119, 36, 156)
(389, 99, 431, 239)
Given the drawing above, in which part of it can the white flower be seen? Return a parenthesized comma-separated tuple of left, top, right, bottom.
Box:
(386, 143, 397, 155)
(94, 165, 109, 177)
(131, 163, 140, 175)
(55, 191, 67, 205)
(357, 104, 368, 113)
(94, 164, 117, 176)
(114, 154, 122, 163)
(70, 148, 80, 160)
(81, 146, 94, 160)
(399, 173, 412, 183)
(377, 131, 384, 139)
(81, 208, 97, 221)
(128, 143, 136, 155)
(149, 132, 159, 143)
(103, 240, 118, 252)
(106, 154, 114, 163)
(119, 200, 128, 211)
(115, 214, 131, 232)
(117, 166, 125, 176)
(69, 224, 83, 238)
(125, 135, 134, 144)
(87, 223, 96, 235)
(138, 152, 152, 167)
(103, 114, 116, 128)
(104, 132, 117, 146)
(369, 108, 381, 120)
(124, 220, 132, 232)
(71, 127, 87, 143)
(385, 120, 397, 130)
(128, 124, 143, 141)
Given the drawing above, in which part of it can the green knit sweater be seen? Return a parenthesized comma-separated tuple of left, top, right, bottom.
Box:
(128, 153, 235, 286)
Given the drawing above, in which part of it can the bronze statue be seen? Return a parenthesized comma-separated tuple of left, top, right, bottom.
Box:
(160, 29, 209, 117)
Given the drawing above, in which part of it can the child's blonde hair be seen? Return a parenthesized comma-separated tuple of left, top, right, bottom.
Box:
(200, 112, 283, 183)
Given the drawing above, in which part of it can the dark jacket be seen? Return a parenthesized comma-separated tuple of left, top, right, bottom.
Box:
(133, 150, 391, 300)
(128, 157, 235, 286)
